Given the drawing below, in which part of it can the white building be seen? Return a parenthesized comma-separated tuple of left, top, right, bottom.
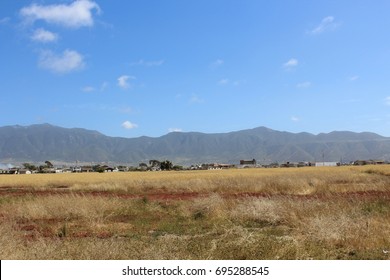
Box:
(315, 162, 339, 167)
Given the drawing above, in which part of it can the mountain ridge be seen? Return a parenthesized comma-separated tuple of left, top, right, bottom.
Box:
(1, 124, 389, 165)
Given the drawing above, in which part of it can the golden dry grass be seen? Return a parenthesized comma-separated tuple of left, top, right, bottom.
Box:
(0, 165, 390, 259)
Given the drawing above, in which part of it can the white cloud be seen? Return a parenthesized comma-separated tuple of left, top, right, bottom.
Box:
(20, 0, 100, 29)
(168, 128, 183, 133)
(38, 49, 85, 73)
(121, 121, 138, 129)
(308, 16, 339, 35)
(283, 58, 298, 69)
(296, 81, 311, 88)
(31, 28, 58, 43)
(291, 116, 300, 122)
(117, 75, 136, 89)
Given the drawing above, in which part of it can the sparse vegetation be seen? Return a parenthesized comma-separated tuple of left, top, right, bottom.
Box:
(0, 166, 389, 259)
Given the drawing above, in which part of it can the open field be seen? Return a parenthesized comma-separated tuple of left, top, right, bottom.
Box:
(1, 166, 390, 259)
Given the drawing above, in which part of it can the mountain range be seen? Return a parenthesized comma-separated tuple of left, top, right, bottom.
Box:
(1, 124, 390, 165)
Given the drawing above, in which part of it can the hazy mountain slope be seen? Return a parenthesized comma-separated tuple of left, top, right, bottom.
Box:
(0, 124, 389, 165)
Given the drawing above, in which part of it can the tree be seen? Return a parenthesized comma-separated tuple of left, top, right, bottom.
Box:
(149, 160, 161, 171)
(45, 161, 53, 168)
(160, 160, 173, 171)
(138, 162, 148, 171)
(23, 163, 37, 171)
(93, 165, 105, 173)
(172, 165, 183, 171)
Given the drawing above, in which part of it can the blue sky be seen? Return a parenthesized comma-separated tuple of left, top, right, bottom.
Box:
(1, 0, 390, 137)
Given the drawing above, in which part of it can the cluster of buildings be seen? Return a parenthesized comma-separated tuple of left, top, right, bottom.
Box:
(0, 158, 388, 175)
(191, 158, 389, 170)
(0, 165, 120, 175)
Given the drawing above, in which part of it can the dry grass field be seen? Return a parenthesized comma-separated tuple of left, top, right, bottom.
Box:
(1, 166, 390, 259)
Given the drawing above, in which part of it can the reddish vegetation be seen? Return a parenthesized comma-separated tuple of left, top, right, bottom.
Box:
(2, 186, 390, 201)
(96, 231, 113, 239)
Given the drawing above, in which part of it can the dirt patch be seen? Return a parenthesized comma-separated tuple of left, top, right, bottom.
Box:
(52, 185, 70, 189)
(20, 224, 38, 231)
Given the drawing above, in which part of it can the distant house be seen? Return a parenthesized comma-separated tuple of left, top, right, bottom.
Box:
(41, 167, 55, 173)
(239, 159, 256, 168)
(207, 163, 235, 170)
(280, 162, 298, 168)
(298, 161, 314, 167)
(263, 162, 280, 168)
(8, 167, 19, 174)
(18, 169, 32, 175)
(315, 162, 339, 167)
(118, 166, 129, 172)
(81, 166, 93, 173)
(72, 166, 82, 173)
(353, 159, 385, 166)
(240, 159, 256, 165)
(101, 166, 115, 172)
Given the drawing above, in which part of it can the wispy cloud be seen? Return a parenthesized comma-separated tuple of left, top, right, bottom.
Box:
(210, 59, 224, 69)
(81, 81, 109, 92)
(232, 80, 246, 86)
(0, 17, 10, 24)
(283, 58, 298, 70)
(82, 86, 95, 92)
(348, 75, 359, 81)
(291, 116, 300, 122)
(100, 81, 109, 91)
(117, 75, 136, 89)
(118, 106, 133, 114)
(308, 16, 339, 35)
(218, 78, 229, 85)
(121, 120, 138, 129)
(217, 78, 246, 86)
(385, 97, 390, 106)
(189, 94, 204, 104)
(296, 81, 311, 88)
(20, 0, 100, 29)
(129, 59, 165, 67)
(31, 28, 58, 43)
(38, 49, 84, 73)
(168, 128, 183, 133)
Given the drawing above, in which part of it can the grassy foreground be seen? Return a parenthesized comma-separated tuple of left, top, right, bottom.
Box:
(0, 166, 390, 259)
